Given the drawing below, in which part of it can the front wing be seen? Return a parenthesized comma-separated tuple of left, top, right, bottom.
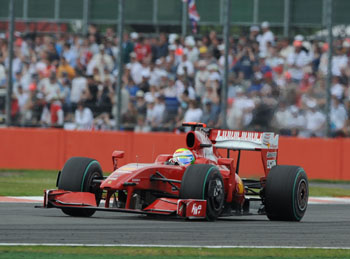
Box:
(40, 190, 207, 219)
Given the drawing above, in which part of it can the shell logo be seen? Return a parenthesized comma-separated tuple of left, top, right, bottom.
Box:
(236, 177, 244, 195)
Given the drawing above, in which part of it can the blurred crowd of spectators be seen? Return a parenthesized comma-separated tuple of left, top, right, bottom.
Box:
(1, 22, 350, 137)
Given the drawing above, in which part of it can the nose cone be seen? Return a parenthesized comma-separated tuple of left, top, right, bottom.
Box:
(100, 163, 150, 189)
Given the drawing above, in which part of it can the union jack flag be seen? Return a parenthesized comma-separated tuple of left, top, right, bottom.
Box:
(183, 0, 200, 34)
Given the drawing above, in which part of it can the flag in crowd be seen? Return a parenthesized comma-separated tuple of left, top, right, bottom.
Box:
(184, 0, 200, 34)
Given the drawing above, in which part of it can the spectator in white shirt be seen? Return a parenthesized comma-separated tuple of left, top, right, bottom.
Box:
(86, 44, 114, 76)
(164, 75, 178, 98)
(184, 36, 199, 63)
(38, 72, 63, 102)
(227, 87, 255, 130)
(5, 49, 23, 78)
(16, 85, 29, 124)
(272, 101, 293, 134)
(128, 52, 143, 85)
(318, 43, 329, 77)
(194, 60, 210, 98)
(288, 105, 306, 136)
(177, 54, 194, 78)
(287, 41, 310, 82)
(330, 95, 348, 135)
(146, 96, 165, 129)
(259, 21, 275, 57)
(332, 46, 348, 76)
(70, 69, 87, 106)
(279, 38, 294, 60)
(152, 95, 166, 127)
(331, 76, 345, 100)
(149, 60, 167, 87)
(0, 63, 6, 86)
(75, 101, 94, 130)
(183, 100, 203, 123)
(207, 64, 221, 88)
(302, 100, 326, 137)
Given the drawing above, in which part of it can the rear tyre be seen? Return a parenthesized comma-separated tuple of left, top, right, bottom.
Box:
(265, 165, 308, 221)
(180, 164, 225, 220)
(57, 157, 103, 217)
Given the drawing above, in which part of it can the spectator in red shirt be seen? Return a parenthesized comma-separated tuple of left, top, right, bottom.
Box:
(134, 36, 151, 62)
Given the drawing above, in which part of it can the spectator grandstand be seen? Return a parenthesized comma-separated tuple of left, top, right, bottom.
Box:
(1, 22, 350, 137)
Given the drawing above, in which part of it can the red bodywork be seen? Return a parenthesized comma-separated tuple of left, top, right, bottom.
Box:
(43, 123, 279, 219)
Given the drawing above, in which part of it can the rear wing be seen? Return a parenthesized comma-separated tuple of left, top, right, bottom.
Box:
(209, 129, 278, 150)
(209, 129, 279, 176)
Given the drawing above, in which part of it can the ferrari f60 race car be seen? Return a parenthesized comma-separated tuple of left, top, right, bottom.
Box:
(40, 122, 309, 221)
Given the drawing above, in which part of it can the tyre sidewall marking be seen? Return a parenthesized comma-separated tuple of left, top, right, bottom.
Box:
(292, 168, 307, 221)
(297, 178, 307, 211)
(80, 160, 100, 191)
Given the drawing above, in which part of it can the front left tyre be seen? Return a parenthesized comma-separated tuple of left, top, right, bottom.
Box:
(180, 164, 225, 220)
(57, 157, 103, 217)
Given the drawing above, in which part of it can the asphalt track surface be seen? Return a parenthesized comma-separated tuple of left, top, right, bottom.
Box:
(1, 203, 350, 248)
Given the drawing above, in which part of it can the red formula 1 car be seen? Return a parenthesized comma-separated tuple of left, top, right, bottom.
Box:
(40, 123, 309, 221)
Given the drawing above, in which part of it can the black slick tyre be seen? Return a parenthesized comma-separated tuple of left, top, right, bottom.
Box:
(265, 165, 308, 221)
(180, 164, 225, 220)
(57, 157, 103, 217)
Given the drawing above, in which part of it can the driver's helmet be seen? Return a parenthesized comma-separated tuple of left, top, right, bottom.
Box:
(173, 148, 195, 165)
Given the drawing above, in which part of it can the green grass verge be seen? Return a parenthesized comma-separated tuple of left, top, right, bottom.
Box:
(0, 169, 57, 196)
(1, 169, 350, 197)
(309, 186, 350, 197)
(0, 246, 350, 258)
(310, 179, 350, 184)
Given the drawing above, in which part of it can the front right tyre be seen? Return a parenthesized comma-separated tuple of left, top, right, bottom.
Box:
(57, 157, 103, 217)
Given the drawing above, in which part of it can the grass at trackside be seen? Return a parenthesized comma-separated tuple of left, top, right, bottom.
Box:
(0, 246, 350, 258)
(0, 169, 58, 196)
(311, 179, 350, 184)
(1, 169, 350, 197)
(309, 186, 350, 197)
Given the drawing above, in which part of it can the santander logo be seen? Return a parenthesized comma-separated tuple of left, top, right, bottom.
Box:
(191, 203, 202, 215)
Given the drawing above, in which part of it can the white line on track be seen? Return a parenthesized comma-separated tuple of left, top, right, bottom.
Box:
(0, 243, 350, 249)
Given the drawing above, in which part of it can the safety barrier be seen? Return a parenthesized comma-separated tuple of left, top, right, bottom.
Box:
(0, 128, 349, 180)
